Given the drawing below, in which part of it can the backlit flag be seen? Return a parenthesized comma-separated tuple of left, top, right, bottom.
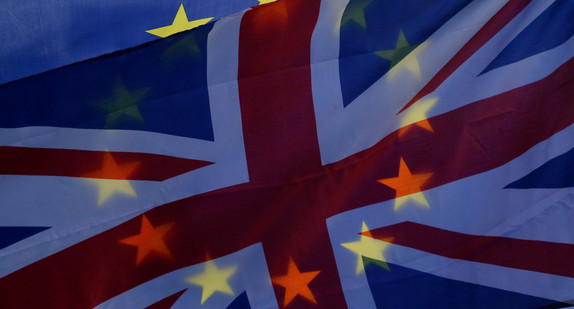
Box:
(0, 0, 573, 308)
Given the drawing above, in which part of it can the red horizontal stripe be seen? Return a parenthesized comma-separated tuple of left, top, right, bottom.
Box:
(366, 221, 574, 278)
(0, 146, 213, 181)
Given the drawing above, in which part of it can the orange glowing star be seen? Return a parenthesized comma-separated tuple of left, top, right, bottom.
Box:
(378, 157, 432, 210)
(119, 215, 174, 265)
(398, 98, 437, 137)
(272, 258, 321, 307)
(249, 0, 288, 31)
(84, 151, 141, 205)
(85, 151, 140, 180)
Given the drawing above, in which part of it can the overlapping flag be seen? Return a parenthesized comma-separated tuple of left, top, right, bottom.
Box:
(0, 0, 573, 307)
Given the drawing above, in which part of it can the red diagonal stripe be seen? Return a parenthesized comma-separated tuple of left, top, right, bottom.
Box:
(0, 146, 213, 181)
(398, 0, 531, 114)
(365, 221, 574, 278)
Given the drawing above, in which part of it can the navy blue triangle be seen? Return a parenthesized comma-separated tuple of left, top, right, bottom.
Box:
(0, 24, 215, 141)
(481, 0, 574, 75)
(227, 291, 251, 309)
(505, 146, 574, 189)
(363, 257, 570, 308)
(338, 0, 472, 107)
(0, 226, 50, 250)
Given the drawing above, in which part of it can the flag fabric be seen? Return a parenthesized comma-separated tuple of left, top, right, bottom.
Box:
(0, 0, 573, 308)
(0, 0, 260, 84)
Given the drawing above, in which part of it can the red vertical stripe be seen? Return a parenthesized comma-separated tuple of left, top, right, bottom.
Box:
(237, 0, 323, 185)
(237, 1, 351, 307)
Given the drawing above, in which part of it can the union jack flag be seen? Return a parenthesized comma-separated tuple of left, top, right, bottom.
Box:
(0, 0, 573, 308)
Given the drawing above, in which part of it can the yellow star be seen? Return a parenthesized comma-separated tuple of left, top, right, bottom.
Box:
(101, 79, 148, 128)
(186, 260, 238, 304)
(340, 0, 372, 28)
(258, 0, 277, 4)
(378, 157, 432, 210)
(88, 179, 137, 206)
(341, 222, 392, 274)
(376, 30, 427, 80)
(84, 152, 140, 206)
(162, 35, 201, 61)
(146, 4, 214, 38)
(376, 30, 417, 67)
(398, 98, 438, 136)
